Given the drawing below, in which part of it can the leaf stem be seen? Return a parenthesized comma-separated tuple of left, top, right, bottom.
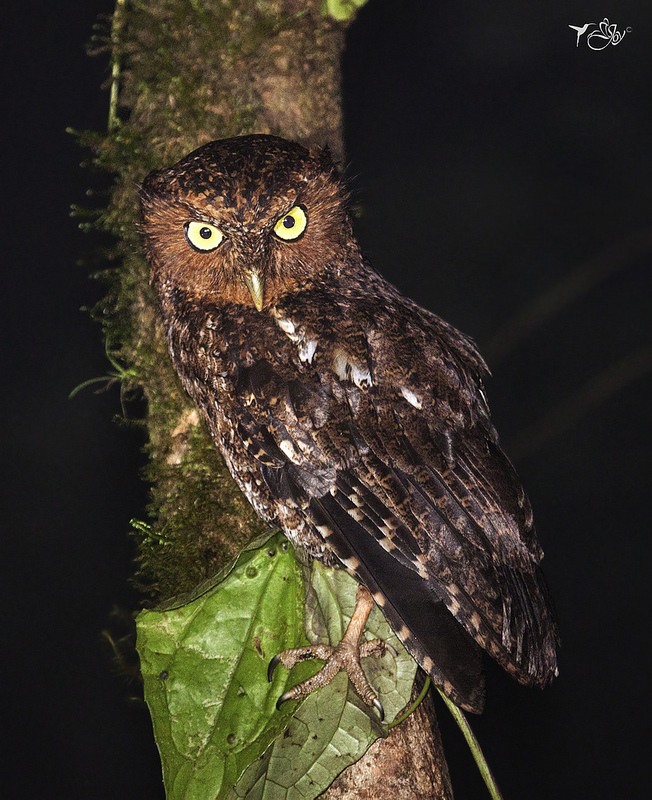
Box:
(436, 688, 503, 800)
(387, 676, 431, 729)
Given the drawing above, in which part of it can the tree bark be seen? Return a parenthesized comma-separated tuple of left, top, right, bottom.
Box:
(89, 1, 452, 796)
(326, 681, 453, 800)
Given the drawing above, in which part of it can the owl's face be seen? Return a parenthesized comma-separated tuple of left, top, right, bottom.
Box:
(140, 135, 353, 311)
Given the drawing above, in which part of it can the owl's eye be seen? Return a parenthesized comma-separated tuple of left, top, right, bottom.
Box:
(184, 220, 223, 252)
(273, 206, 307, 241)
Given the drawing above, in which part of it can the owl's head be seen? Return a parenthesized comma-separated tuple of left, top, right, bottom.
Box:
(140, 135, 354, 312)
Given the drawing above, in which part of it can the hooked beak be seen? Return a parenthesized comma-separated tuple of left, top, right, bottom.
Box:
(243, 269, 265, 312)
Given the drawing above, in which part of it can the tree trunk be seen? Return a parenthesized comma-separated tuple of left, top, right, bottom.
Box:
(326, 680, 453, 800)
(88, 1, 452, 796)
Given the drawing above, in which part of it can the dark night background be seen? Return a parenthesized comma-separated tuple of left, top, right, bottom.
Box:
(3, 1, 651, 798)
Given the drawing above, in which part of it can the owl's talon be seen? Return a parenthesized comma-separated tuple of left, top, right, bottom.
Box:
(267, 654, 282, 683)
(270, 585, 387, 718)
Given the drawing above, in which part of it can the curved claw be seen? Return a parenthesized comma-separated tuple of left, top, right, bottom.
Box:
(372, 697, 385, 721)
(267, 654, 282, 683)
(276, 690, 293, 711)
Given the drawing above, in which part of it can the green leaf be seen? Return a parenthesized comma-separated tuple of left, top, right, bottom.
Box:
(137, 531, 310, 800)
(229, 562, 418, 800)
(138, 536, 418, 800)
(320, 0, 368, 23)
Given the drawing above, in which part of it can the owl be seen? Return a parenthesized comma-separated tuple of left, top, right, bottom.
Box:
(140, 134, 558, 716)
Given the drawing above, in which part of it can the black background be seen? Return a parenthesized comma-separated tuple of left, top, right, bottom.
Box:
(3, 1, 651, 798)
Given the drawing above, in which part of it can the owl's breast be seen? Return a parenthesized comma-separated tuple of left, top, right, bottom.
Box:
(165, 298, 337, 560)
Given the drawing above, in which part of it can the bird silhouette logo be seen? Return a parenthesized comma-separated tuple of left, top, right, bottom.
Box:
(569, 19, 631, 49)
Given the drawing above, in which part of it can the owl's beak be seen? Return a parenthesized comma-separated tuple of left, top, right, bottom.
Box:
(243, 269, 265, 312)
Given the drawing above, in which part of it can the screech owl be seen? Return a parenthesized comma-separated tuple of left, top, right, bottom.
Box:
(140, 134, 558, 714)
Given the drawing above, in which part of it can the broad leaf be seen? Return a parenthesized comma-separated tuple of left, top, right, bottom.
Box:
(138, 536, 418, 800)
(137, 531, 310, 800)
(229, 562, 417, 799)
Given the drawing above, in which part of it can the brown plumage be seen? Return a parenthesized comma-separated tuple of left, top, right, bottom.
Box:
(140, 134, 558, 713)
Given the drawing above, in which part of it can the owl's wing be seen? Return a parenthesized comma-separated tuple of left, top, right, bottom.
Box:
(321, 397, 557, 687)
(230, 303, 557, 712)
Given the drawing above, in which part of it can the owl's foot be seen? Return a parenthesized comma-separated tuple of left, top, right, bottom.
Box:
(268, 585, 390, 720)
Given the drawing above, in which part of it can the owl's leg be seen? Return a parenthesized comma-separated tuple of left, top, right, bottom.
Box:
(267, 585, 389, 720)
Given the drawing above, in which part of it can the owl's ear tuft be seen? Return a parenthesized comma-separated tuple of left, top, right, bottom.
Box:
(139, 168, 171, 224)
(140, 168, 167, 199)
(313, 144, 340, 178)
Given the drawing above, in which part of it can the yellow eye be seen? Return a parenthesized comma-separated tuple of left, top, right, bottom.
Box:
(273, 205, 307, 241)
(184, 220, 223, 252)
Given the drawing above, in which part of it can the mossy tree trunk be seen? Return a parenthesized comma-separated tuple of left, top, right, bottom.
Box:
(85, 1, 452, 796)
